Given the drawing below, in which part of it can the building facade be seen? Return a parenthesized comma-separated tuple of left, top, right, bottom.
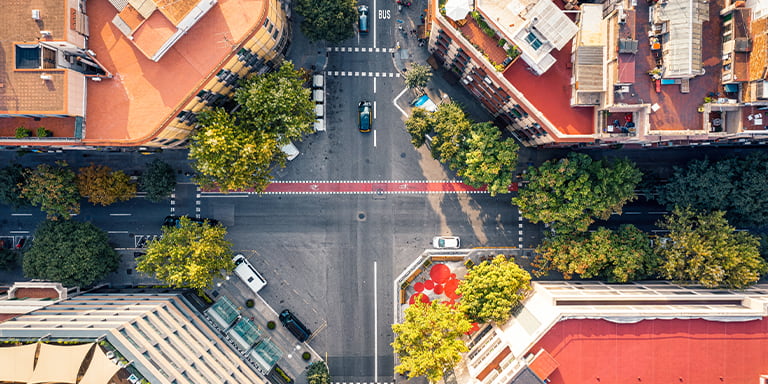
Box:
(0, 0, 290, 148)
(457, 281, 768, 384)
(0, 292, 267, 384)
(427, 0, 768, 148)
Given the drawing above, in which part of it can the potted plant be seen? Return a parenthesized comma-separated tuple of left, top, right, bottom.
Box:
(245, 299, 255, 308)
(267, 321, 276, 330)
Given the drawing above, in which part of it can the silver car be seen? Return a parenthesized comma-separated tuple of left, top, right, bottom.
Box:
(432, 236, 460, 248)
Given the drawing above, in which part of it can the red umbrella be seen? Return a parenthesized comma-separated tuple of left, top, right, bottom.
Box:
(414, 282, 424, 292)
(409, 293, 430, 305)
(444, 278, 461, 300)
(430, 264, 451, 284)
(424, 280, 435, 290)
(434, 284, 444, 295)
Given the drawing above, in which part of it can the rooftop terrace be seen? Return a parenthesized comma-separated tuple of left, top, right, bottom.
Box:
(616, 0, 724, 132)
(84, 0, 268, 145)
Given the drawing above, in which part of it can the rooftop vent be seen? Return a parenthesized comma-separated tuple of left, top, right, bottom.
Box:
(40, 30, 52, 37)
(32, 9, 41, 20)
(40, 74, 52, 81)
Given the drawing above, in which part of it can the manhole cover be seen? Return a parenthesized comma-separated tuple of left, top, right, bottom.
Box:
(358, 212, 366, 221)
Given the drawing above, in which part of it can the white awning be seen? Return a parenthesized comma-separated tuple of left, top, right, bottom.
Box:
(80, 345, 121, 384)
(28, 343, 94, 384)
(0, 343, 37, 383)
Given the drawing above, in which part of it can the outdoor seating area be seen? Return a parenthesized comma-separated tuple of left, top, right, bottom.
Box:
(604, 112, 637, 136)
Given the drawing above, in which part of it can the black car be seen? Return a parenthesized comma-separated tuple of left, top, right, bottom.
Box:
(279, 310, 312, 342)
(162, 215, 219, 228)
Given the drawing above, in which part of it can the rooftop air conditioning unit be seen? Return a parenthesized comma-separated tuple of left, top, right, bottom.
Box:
(32, 9, 41, 20)
(40, 30, 52, 37)
(40, 74, 52, 81)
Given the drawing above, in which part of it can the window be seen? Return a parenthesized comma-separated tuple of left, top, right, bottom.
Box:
(525, 32, 543, 50)
(15, 44, 41, 69)
(273, 29, 279, 40)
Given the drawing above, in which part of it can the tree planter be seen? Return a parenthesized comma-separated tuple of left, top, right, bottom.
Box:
(267, 321, 276, 330)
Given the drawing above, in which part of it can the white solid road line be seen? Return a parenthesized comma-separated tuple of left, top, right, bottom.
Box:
(623, 212, 642, 215)
(374, 101, 377, 119)
(109, 213, 132, 216)
(9, 231, 29, 234)
(374, 261, 378, 383)
(10, 213, 32, 216)
(392, 87, 409, 117)
(108, 231, 129, 234)
(374, 130, 377, 147)
(373, 0, 377, 48)
(373, 77, 377, 93)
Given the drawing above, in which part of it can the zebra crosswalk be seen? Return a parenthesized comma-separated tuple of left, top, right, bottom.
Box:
(327, 47, 397, 53)
(325, 71, 400, 78)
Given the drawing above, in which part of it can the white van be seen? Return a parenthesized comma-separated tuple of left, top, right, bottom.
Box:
(313, 118, 325, 132)
(312, 74, 324, 89)
(313, 89, 324, 103)
(281, 141, 300, 161)
(232, 254, 267, 294)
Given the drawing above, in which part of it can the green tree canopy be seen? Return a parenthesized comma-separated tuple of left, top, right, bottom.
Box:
(535, 225, 657, 282)
(392, 299, 472, 383)
(306, 361, 331, 384)
(20, 162, 80, 220)
(189, 108, 280, 192)
(234, 61, 315, 142)
(0, 164, 28, 208)
(136, 216, 234, 291)
(404, 103, 519, 195)
(404, 64, 433, 89)
(141, 159, 176, 203)
(404, 108, 433, 147)
(513, 153, 642, 232)
(659, 154, 768, 227)
(429, 102, 472, 163)
(23, 220, 119, 287)
(296, 0, 358, 43)
(457, 255, 531, 323)
(455, 122, 519, 196)
(655, 207, 766, 288)
(77, 164, 136, 206)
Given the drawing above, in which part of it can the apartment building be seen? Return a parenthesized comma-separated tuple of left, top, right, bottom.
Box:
(0, 0, 290, 148)
(457, 281, 768, 384)
(0, 292, 268, 384)
(427, 0, 768, 148)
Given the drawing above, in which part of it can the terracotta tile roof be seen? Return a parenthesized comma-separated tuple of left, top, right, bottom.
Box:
(530, 318, 768, 384)
(154, 0, 202, 26)
(0, 0, 69, 114)
(84, 0, 269, 144)
(117, 4, 145, 31)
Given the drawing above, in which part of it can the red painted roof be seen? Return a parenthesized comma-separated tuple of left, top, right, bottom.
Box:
(529, 318, 768, 384)
(502, 41, 595, 136)
(528, 349, 559, 381)
(84, 0, 268, 145)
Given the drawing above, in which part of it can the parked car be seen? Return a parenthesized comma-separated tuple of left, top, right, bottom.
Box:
(232, 254, 267, 294)
(432, 236, 460, 249)
(281, 141, 300, 161)
(358, 5, 369, 34)
(358, 101, 372, 133)
(279, 309, 312, 342)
